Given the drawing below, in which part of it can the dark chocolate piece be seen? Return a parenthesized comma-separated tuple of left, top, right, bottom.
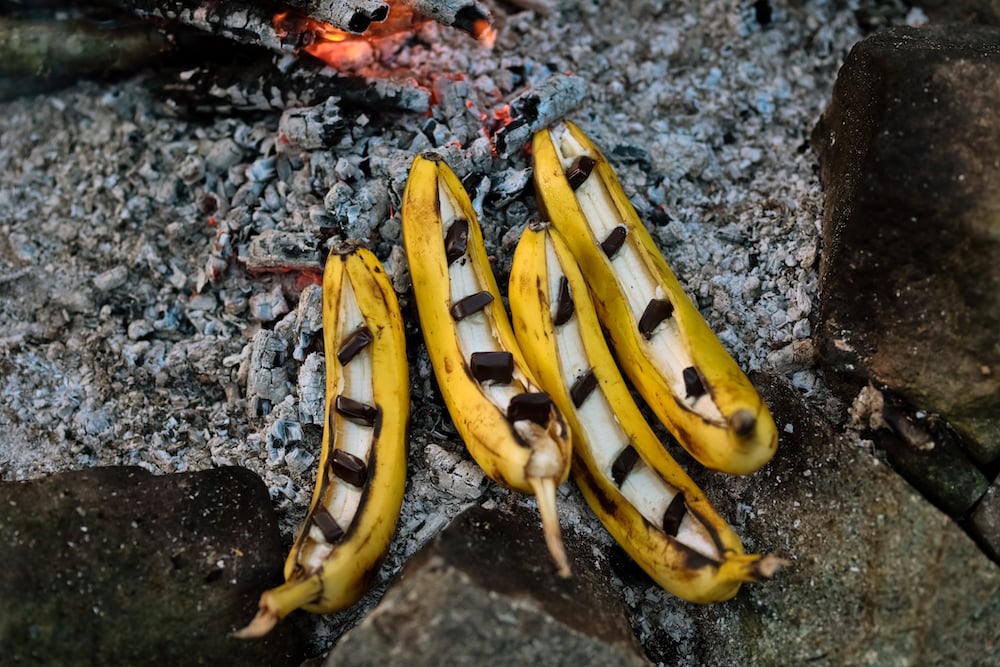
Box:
(450, 290, 494, 320)
(662, 492, 687, 537)
(611, 445, 640, 486)
(337, 326, 374, 365)
(682, 366, 706, 399)
(330, 449, 369, 487)
(570, 369, 598, 407)
(507, 392, 553, 426)
(445, 219, 470, 265)
(311, 508, 344, 543)
(565, 155, 597, 190)
(600, 225, 627, 258)
(335, 395, 378, 427)
(553, 276, 574, 325)
(637, 298, 674, 339)
(470, 351, 514, 384)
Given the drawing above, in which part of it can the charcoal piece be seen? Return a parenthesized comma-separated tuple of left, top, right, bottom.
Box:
(470, 351, 514, 384)
(337, 326, 374, 366)
(566, 155, 597, 190)
(507, 392, 553, 426)
(311, 507, 345, 543)
(600, 226, 628, 258)
(494, 74, 587, 158)
(330, 449, 369, 487)
(682, 366, 706, 399)
(553, 276, 574, 325)
(637, 298, 674, 338)
(611, 445, 640, 486)
(450, 291, 494, 320)
(570, 370, 598, 408)
(445, 219, 470, 265)
(335, 395, 378, 426)
(661, 493, 687, 537)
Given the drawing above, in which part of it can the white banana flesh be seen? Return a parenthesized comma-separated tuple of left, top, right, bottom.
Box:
(510, 222, 784, 603)
(402, 153, 573, 577)
(235, 243, 408, 638)
(532, 121, 778, 475)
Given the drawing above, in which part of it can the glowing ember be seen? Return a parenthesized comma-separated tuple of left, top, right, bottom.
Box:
(274, 6, 428, 68)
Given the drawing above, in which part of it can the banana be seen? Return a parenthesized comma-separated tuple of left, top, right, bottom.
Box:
(235, 242, 409, 638)
(401, 152, 573, 576)
(509, 221, 784, 602)
(531, 121, 777, 475)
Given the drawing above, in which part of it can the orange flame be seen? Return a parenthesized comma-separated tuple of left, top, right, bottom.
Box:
(273, 6, 428, 68)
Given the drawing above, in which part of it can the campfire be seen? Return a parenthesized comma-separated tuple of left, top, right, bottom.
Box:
(0, 0, 877, 663)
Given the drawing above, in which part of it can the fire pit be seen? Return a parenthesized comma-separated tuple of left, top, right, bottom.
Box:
(6, 1, 995, 664)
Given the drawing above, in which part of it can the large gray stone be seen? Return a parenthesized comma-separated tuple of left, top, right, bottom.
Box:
(0, 466, 305, 666)
(812, 25, 1000, 465)
(697, 375, 1000, 666)
(325, 504, 649, 667)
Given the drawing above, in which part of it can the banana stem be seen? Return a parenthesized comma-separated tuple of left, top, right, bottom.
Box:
(528, 476, 571, 578)
(232, 574, 324, 639)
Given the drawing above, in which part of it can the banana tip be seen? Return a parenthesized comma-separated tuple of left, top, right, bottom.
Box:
(231, 608, 279, 640)
(754, 554, 790, 580)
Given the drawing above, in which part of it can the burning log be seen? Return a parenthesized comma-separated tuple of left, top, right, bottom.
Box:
(493, 73, 586, 158)
(401, 0, 493, 42)
(283, 0, 390, 34)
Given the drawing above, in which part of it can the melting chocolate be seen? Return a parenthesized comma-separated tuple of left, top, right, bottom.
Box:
(637, 298, 674, 339)
(600, 226, 627, 258)
(445, 219, 470, 265)
(682, 366, 706, 399)
(661, 492, 687, 537)
(330, 449, 369, 487)
(311, 508, 344, 543)
(449, 290, 494, 320)
(507, 392, 553, 426)
(570, 369, 598, 407)
(553, 276, 574, 325)
(335, 395, 378, 427)
(337, 325, 374, 366)
(611, 445, 639, 486)
(565, 155, 597, 190)
(470, 351, 514, 384)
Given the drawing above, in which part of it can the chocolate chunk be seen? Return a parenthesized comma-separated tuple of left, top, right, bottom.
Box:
(311, 508, 344, 543)
(682, 366, 706, 399)
(637, 298, 674, 339)
(335, 395, 378, 427)
(445, 219, 470, 265)
(330, 449, 369, 487)
(600, 225, 627, 258)
(661, 492, 687, 537)
(553, 276, 574, 325)
(470, 351, 514, 384)
(507, 392, 553, 426)
(611, 445, 640, 486)
(450, 291, 494, 320)
(570, 369, 598, 407)
(337, 326, 374, 366)
(565, 155, 597, 190)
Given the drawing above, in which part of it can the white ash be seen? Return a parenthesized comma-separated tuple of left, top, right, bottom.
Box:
(0, 0, 903, 660)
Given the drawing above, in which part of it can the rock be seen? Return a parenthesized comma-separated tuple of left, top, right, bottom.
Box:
(697, 374, 1000, 666)
(919, 0, 1000, 25)
(846, 385, 990, 516)
(0, 466, 305, 666)
(325, 505, 649, 667)
(812, 25, 1000, 465)
(971, 478, 1000, 561)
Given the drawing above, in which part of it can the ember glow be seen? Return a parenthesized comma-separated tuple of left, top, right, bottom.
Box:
(273, 6, 428, 68)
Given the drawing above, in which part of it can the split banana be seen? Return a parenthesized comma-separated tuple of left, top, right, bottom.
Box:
(401, 153, 573, 576)
(531, 121, 777, 475)
(509, 221, 784, 602)
(235, 242, 409, 638)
